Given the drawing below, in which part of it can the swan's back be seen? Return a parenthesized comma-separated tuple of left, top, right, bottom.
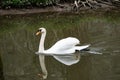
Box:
(46, 37, 80, 52)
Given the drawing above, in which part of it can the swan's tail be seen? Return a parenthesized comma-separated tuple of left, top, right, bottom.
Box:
(75, 44, 102, 55)
(75, 44, 90, 51)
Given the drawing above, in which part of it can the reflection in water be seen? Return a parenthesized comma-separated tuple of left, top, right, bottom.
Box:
(0, 12, 120, 80)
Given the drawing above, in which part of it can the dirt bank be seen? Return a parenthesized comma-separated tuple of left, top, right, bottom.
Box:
(0, 7, 65, 15)
(0, 4, 119, 16)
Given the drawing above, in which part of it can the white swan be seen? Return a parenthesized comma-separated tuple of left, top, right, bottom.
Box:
(36, 27, 90, 79)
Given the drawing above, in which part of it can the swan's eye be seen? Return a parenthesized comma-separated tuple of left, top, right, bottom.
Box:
(38, 29, 42, 32)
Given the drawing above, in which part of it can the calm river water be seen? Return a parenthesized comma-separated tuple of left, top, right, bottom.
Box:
(0, 12, 120, 80)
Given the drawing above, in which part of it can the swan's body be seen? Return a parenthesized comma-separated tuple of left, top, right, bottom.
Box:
(44, 37, 90, 54)
(36, 27, 90, 79)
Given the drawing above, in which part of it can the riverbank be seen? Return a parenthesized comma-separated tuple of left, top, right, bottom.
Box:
(0, 6, 69, 15)
(0, 3, 119, 16)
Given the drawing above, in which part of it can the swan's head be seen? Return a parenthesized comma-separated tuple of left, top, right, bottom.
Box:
(36, 27, 46, 35)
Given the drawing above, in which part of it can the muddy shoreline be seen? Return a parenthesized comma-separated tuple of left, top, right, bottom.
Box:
(0, 5, 119, 16)
(0, 7, 64, 15)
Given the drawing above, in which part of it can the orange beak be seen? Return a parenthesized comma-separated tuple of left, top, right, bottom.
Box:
(36, 31, 41, 36)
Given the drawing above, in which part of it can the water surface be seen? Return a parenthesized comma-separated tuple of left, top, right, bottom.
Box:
(0, 12, 120, 80)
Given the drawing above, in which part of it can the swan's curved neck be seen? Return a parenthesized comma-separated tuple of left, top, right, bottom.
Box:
(38, 31, 48, 79)
(38, 32, 46, 52)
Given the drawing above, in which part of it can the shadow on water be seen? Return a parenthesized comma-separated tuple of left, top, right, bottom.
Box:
(0, 11, 120, 80)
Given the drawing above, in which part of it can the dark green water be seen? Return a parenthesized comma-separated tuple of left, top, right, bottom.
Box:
(0, 12, 120, 80)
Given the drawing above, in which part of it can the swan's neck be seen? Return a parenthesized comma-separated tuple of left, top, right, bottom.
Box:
(38, 31, 48, 79)
(38, 32, 46, 52)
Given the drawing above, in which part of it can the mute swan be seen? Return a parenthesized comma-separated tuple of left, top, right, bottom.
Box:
(36, 27, 90, 79)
